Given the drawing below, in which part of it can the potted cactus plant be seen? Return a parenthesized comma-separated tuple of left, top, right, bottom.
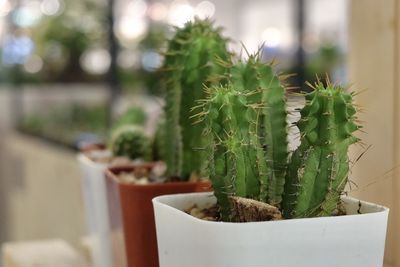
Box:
(104, 18, 231, 267)
(152, 55, 389, 267)
(77, 106, 150, 267)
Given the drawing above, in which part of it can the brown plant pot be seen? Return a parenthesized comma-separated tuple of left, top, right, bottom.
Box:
(105, 164, 211, 267)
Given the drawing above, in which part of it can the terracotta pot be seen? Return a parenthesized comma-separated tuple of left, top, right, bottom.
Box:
(105, 164, 211, 267)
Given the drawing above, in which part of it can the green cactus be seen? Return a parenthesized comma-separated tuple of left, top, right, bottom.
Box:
(198, 53, 359, 221)
(110, 125, 152, 160)
(163, 18, 230, 179)
(199, 84, 254, 220)
(282, 81, 360, 218)
(196, 55, 289, 220)
(152, 116, 167, 161)
(228, 56, 289, 206)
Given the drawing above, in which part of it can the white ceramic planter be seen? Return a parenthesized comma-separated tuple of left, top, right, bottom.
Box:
(153, 192, 389, 267)
(77, 153, 113, 267)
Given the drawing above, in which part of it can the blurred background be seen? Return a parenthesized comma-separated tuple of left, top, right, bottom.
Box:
(0, 0, 399, 266)
(0, 0, 348, 148)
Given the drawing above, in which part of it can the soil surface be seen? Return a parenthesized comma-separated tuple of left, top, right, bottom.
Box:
(185, 197, 282, 222)
(186, 197, 348, 223)
(185, 204, 220, 221)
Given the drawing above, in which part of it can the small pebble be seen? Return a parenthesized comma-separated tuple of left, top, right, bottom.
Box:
(151, 162, 167, 178)
(110, 157, 132, 166)
(186, 204, 219, 221)
(189, 207, 204, 219)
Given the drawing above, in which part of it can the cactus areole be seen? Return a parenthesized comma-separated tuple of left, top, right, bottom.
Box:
(162, 18, 230, 180)
(197, 53, 360, 221)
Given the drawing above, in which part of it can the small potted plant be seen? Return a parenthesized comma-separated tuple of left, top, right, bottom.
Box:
(152, 55, 389, 267)
(77, 106, 149, 267)
(105, 18, 231, 267)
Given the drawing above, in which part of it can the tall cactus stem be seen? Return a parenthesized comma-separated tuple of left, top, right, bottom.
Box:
(163, 18, 230, 179)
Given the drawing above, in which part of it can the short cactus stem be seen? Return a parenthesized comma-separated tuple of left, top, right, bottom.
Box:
(282, 82, 360, 219)
(220, 55, 289, 205)
(200, 84, 261, 220)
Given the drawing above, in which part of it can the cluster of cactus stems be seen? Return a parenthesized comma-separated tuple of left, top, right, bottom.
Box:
(196, 53, 360, 221)
(196, 54, 289, 220)
(128, 17, 360, 221)
(110, 125, 152, 161)
(162, 18, 230, 179)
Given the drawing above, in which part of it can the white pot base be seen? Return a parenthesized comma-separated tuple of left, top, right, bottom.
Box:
(153, 192, 389, 267)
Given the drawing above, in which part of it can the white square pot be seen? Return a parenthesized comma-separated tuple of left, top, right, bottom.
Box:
(77, 153, 113, 267)
(153, 192, 389, 267)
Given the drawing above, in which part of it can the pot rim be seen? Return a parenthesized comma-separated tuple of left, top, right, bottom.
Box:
(106, 166, 210, 189)
(77, 152, 108, 168)
(153, 192, 389, 225)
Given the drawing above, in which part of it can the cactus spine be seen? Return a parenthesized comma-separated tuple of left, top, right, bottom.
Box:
(110, 125, 152, 160)
(282, 82, 360, 218)
(163, 18, 229, 179)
